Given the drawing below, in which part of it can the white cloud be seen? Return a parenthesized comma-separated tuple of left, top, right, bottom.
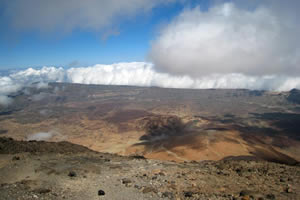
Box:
(0, 76, 21, 95)
(149, 1, 300, 77)
(1, 62, 300, 107)
(0, 95, 13, 107)
(66, 63, 300, 91)
(10, 67, 65, 84)
(2, 0, 176, 34)
(27, 132, 53, 141)
(0, 76, 21, 106)
(0, 67, 65, 106)
(31, 92, 48, 101)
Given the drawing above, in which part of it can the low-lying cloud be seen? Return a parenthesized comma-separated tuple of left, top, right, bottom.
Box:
(0, 95, 13, 107)
(1, 62, 300, 106)
(27, 132, 53, 141)
(66, 63, 300, 91)
(0, 76, 20, 106)
(149, 1, 300, 77)
(0, 67, 65, 106)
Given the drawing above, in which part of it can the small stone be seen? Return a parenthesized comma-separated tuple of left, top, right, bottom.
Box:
(162, 192, 174, 198)
(134, 185, 142, 190)
(142, 187, 156, 194)
(98, 190, 105, 196)
(279, 178, 285, 182)
(68, 171, 77, 177)
(239, 190, 254, 197)
(132, 155, 146, 159)
(285, 187, 292, 193)
(265, 194, 275, 200)
(12, 156, 20, 161)
(159, 171, 166, 176)
(122, 178, 132, 184)
(184, 191, 193, 197)
(33, 188, 51, 194)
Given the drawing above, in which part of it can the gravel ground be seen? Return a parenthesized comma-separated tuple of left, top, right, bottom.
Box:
(0, 138, 299, 200)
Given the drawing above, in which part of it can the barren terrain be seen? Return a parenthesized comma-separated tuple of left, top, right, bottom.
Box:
(0, 83, 299, 164)
(0, 137, 299, 200)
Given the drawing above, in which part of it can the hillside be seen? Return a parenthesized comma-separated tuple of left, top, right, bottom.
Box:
(0, 137, 299, 200)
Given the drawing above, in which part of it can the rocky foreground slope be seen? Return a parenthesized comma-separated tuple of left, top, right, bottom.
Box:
(0, 137, 299, 200)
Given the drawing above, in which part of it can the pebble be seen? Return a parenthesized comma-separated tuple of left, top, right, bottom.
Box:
(184, 191, 193, 197)
(121, 178, 132, 184)
(68, 171, 77, 177)
(33, 188, 51, 194)
(265, 194, 275, 200)
(98, 190, 105, 196)
(285, 187, 292, 193)
(12, 156, 20, 161)
(134, 185, 142, 190)
(239, 190, 254, 197)
(142, 186, 156, 194)
(162, 192, 174, 198)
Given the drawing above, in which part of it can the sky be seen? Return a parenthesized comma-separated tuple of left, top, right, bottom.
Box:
(0, 0, 300, 106)
(0, 0, 192, 68)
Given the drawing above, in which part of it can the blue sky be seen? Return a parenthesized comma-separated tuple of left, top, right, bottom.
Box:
(0, 0, 211, 69)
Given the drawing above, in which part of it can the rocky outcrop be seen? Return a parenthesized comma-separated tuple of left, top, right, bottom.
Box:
(287, 88, 300, 104)
(0, 137, 94, 154)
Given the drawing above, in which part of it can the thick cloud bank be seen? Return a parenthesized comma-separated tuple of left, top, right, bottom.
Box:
(2, 0, 174, 33)
(1, 62, 300, 106)
(66, 63, 300, 91)
(149, 1, 300, 77)
(0, 67, 65, 106)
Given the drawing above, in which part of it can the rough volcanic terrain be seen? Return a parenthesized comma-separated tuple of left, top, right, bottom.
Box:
(0, 83, 299, 164)
(0, 137, 299, 200)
